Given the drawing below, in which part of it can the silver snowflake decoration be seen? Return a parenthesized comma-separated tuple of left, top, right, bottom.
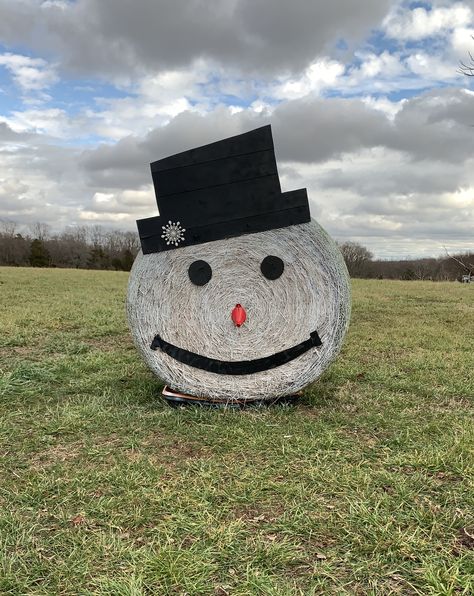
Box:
(161, 221, 186, 246)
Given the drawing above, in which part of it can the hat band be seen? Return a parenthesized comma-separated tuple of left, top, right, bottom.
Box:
(138, 191, 310, 254)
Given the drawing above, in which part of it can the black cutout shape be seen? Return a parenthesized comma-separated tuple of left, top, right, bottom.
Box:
(261, 255, 284, 280)
(151, 330, 322, 375)
(188, 260, 212, 286)
(137, 126, 312, 255)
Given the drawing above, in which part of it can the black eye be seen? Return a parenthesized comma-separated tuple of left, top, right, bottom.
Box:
(188, 260, 212, 286)
(260, 255, 284, 280)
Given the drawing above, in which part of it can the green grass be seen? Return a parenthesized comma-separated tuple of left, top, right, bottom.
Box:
(0, 267, 473, 595)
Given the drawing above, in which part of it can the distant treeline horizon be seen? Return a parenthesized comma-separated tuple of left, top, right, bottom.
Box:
(0, 221, 139, 272)
(338, 241, 473, 282)
(0, 221, 472, 281)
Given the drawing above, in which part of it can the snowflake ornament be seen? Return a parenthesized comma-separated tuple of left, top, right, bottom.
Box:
(161, 221, 186, 246)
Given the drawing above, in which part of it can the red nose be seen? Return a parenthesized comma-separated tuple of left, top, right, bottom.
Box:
(231, 304, 246, 327)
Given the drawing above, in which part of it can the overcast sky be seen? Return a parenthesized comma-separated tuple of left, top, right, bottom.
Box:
(1, 0, 474, 258)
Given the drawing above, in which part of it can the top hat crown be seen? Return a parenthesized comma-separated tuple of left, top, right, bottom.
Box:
(137, 125, 310, 254)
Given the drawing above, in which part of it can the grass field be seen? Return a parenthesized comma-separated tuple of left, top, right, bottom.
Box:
(0, 267, 473, 595)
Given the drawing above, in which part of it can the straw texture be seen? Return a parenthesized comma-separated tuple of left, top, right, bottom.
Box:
(127, 219, 351, 402)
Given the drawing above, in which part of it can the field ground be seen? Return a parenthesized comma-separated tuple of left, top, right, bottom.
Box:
(0, 267, 473, 595)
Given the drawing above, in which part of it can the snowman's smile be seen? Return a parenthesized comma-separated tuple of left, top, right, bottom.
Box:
(150, 330, 322, 375)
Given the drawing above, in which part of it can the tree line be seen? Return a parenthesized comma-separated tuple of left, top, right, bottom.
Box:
(0, 221, 472, 280)
(338, 241, 474, 282)
(0, 221, 140, 271)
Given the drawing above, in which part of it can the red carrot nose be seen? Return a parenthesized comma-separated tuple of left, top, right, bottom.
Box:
(231, 304, 246, 327)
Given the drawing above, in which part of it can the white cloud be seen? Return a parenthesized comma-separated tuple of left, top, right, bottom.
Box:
(91, 188, 155, 213)
(406, 52, 461, 80)
(451, 25, 474, 56)
(0, 52, 58, 92)
(338, 46, 464, 96)
(384, 3, 472, 40)
(81, 61, 215, 140)
(0, 177, 29, 205)
(273, 58, 345, 100)
(79, 210, 132, 222)
(342, 51, 407, 92)
(1, 108, 72, 137)
(361, 96, 405, 120)
(443, 186, 474, 209)
(249, 100, 273, 114)
(355, 50, 405, 79)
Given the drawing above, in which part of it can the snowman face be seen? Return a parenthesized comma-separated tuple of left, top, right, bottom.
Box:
(127, 219, 351, 401)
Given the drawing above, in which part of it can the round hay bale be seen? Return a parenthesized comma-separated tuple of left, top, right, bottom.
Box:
(127, 219, 351, 404)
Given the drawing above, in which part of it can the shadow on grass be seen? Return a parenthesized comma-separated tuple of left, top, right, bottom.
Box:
(111, 368, 346, 417)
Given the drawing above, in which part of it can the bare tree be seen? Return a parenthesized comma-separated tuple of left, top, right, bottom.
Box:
(88, 224, 106, 247)
(0, 219, 29, 265)
(339, 241, 373, 277)
(444, 247, 474, 278)
(29, 222, 51, 241)
(63, 225, 88, 244)
(459, 37, 474, 76)
(0, 218, 17, 237)
(120, 230, 140, 254)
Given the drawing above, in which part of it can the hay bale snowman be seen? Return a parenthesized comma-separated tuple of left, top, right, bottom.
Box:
(127, 125, 351, 405)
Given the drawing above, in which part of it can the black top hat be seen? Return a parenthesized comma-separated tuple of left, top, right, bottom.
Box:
(137, 125, 310, 254)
